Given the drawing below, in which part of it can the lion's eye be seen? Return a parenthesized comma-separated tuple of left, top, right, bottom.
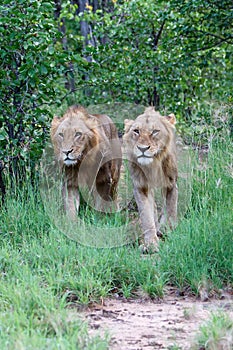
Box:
(58, 132, 64, 138)
(133, 129, 140, 135)
(75, 131, 82, 138)
(152, 130, 160, 136)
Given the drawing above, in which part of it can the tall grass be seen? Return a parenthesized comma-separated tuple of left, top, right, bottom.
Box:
(0, 130, 232, 348)
(0, 184, 162, 348)
(192, 312, 233, 350)
(158, 136, 233, 293)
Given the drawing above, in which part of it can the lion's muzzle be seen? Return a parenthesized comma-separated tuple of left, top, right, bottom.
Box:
(135, 144, 154, 165)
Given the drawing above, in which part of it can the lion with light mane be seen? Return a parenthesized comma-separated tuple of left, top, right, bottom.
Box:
(123, 107, 178, 250)
(51, 105, 122, 217)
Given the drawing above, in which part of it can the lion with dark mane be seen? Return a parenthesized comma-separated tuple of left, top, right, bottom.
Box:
(51, 105, 122, 217)
(123, 107, 178, 250)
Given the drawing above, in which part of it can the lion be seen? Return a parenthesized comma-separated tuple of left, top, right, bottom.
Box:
(51, 105, 122, 217)
(123, 107, 178, 250)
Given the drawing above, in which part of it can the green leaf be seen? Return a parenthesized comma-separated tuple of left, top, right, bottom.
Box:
(0, 128, 8, 140)
(48, 46, 54, 55)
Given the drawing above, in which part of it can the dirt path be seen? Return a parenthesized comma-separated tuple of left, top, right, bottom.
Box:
(78, 291, 233, 349)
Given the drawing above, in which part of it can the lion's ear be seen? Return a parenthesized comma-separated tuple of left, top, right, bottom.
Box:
(88, 114, 98, 122)
(165, 113, 176, 125)
(124, 119, 134, 133)
(51, 116, 61, 137)
(86, 114, 99, 127)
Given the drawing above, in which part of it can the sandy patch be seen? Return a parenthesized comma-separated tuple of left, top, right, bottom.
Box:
(76, 290, 233, 349)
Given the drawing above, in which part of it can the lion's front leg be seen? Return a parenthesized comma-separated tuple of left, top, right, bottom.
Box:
(165, 183, 178, 228)
(134, 187, 159, 248)
(62, 184, 80, 219)
(94, 161, 119, 212)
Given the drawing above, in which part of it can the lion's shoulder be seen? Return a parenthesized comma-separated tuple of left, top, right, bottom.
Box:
(92, 113, 118, 140)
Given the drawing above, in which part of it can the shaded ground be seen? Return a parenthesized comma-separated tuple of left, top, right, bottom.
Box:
(76, 289, 233, 349)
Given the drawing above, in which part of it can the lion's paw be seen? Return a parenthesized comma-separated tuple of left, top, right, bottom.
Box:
(139, 240, 159, 254)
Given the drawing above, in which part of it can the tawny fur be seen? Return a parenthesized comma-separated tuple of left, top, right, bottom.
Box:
(123, 107, 178, 249)
(51, 105, 122, 217)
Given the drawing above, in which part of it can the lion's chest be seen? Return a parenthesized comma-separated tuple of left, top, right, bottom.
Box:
(131, 161, 168, 190)
(145, 162, 167, 188)
(64, 156, 112, 192)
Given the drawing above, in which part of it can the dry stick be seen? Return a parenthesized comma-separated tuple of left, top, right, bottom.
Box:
(0, 161, 6, 204)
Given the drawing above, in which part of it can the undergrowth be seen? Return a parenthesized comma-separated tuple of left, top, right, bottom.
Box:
(0, 132, 232, 349)
(158, 136, 233, 293)
(192, 311, 233, 350)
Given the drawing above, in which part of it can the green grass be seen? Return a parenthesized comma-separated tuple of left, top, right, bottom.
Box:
(0, 188, 162, 348)
(158, 137, 233, 293)
(192, 311, 233, 350)
(0, 135, 232, 349)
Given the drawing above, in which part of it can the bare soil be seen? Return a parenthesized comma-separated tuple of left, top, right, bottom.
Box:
(77, 289, 233, 350)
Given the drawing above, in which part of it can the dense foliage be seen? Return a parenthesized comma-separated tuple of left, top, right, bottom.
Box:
(0, 0, 232, 185)
(83, 0, 233, 111)
(0, 2, 61, 187)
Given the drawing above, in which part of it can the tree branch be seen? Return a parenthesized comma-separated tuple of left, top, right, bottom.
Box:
(197, 30, 233, 42)
(153, 19, 166, 48)
(193, 38, 233, 52)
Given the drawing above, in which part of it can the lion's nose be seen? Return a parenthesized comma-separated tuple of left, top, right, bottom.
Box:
(62, 149, 73, 156)
(137, 145, 150, 153)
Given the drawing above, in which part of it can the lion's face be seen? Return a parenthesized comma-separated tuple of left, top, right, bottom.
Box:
(52, 116, 99, 167)
(123, 108, 175, 166)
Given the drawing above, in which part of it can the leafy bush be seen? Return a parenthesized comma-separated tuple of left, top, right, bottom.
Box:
(0, 0, 81, 177)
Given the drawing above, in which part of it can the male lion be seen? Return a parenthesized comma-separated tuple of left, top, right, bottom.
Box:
(51, 105, 122, 217)
(123, 107, 178, 250)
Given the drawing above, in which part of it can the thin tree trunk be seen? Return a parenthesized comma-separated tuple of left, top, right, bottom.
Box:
(73, 0, 96, 96)
(92, 0, 98, 12)
(149, 19, 166, 107)
(54, 0, 76, 92)
(78, 0, 95, 58)
(0, 161, 5, 205)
